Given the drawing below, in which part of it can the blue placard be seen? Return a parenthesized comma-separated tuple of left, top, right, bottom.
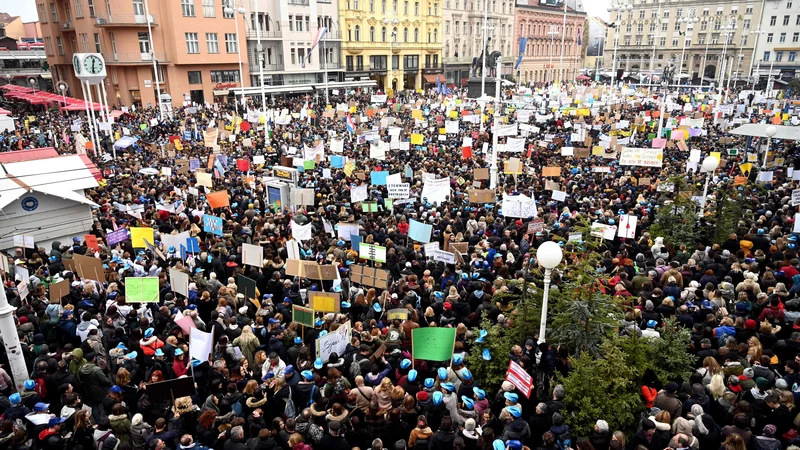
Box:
(408, 219, 432, 243)
(331, 156, 344, 168)
(370, 171, 388, 186)
(202, 215, 223, 236)
(186, 237, 200, 253)
(350, 234, 362, 252)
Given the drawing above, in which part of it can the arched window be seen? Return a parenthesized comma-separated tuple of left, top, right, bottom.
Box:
(393, 27, 398, 40)
(428, 31, 431, 43)
(414, 28, 418, 42)
(370, 26, 375, 41)
(354, 25, 360, 41)
(382, 26, 387, 42)
(404, 27, 408, 42)
(433, 28, 437, 42)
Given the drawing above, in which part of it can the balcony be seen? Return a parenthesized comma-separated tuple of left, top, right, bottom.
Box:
(94, 14, 157, 27)
(249, 62, 285, 72)
(443, 57, 474, 65)
(245, 30, 282, 39)
(423, 63, 443, 72)
(104, 52, 168, 65)
(60, 22, 75, 32)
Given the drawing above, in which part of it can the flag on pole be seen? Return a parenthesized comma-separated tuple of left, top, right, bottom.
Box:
(515, 37, 528, 70)
(301, 27, 328, 68)
(346, 114, 355, 134)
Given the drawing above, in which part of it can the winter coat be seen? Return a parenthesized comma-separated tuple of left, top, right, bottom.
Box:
(77, 362, 112, 404)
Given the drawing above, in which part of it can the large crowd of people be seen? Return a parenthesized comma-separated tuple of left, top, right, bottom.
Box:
(0, 81, 798, 450)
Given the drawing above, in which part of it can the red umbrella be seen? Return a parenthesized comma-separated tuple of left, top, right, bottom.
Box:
(576, 75, 590, 81)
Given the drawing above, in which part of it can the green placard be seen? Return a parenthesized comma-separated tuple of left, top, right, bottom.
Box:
(384, 198, 394, 209)
(304, 160, 315, 170)
(362, 201, 378, 212)
(411, 327, 457, 361)
(126, 277, 160, 303)
(292, 304, 315, 327)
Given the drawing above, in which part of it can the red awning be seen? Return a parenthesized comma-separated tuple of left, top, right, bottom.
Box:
(61, 102, 104, 111)
(79, 154, 103, 181)
(0, 85, 35, 93)
(423, 74, 446, 84)
(0, 147, 59, 163)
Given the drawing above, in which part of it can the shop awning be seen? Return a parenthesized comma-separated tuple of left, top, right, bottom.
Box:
(423, 74, 446, 84)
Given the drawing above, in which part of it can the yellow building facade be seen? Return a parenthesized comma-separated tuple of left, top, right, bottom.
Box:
(339, 0, 444, 93)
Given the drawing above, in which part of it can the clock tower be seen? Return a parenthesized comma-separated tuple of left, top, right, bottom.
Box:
(72, 53, 107, 83)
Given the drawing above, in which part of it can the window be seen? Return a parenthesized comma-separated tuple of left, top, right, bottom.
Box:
(94, 33, 101, 52)
(433, 28, 437, 42)
(203, 0, 215, 17)
(698, 34, 705, 45)
(382, 0, 386, 12)
(445, 21, 449, 34)
(44, 37, 52, 55)
(624, 37, 631, 46)
(776, 51, 783, 62)
(346, 55, 354, 70)
(661, 23, 668, 32)
(188, 71, 202, 84)
(743, 19, 750, 29)
(356, 55, 363, 70)
(434, 2, 437, 15)
(789, 51, 796, 62)
(784, 15, 790, 25)
(210, 70, 240, 83)
(288, 15, 293, 31)
(711, 33, 720, 43)
(80, 33, 88, 51)
(637, 23, 643, 32)
(370, 26, 375, 41)
(745, 4, 753, 14)
(659, 37, 666, 46)
(404, 1, 408, 14)
(789, 1, 793, 7)
(38, 4, 47, 23)
(716, 6, 722, 15)
(296, 16, 302, 31)
(780, 33, 786, 43)
(369, 0, 374, 11)
(767, 33, 773, 43)
(75, 0, 83, 18)
(794, 32, 799, 43)
(305, 16, 309, 31)
(764, 51, 770, 61)
(797, 16, 800, 26)
(50, 3, 59, 22)
(206, 33, 218, 53)
(182, 0, 195, 16)
(354, 25, 360, 41)
(674, 22, 681, 31)
(414, 1, 419, 14)
(56, 36, 64, 54)
(225, 33, 237, 53)
(382, 26, 386, 41)
(186, 32, 199, 53)
(663, 10, 669, 18)
(403, 27, 408, 42)
(414, 27, 418, 42)
(626, 23, 631, 32)
(731, 6, 738, 14)
(740, 35, 747, 46)
(404, 54, 419, 69)
(700, 21, 707, 30)
(770, 16, 776, 26)
(369, 55, 387, 69)
(672, 38, 678, 46)
(702, 8, 708, 16)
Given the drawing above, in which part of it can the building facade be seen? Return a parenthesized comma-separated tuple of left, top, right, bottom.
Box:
(442, 0, 516, 86)
(339, 0, 443, 92)
(752, 0, 800, 85)
(245, 0, 344, 89)
(604, 0, 763, 85)
(36, 0, 250, 108)
(513, 0, 586, 85)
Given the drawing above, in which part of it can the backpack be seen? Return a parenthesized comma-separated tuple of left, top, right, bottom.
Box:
(555, 430, 571, 450)
(285, 387, 297, 418)
(97, 431, 113, 450)
(349, 354, 362, 380)
(33, 376, 47, 398)
(333, 378, 347, 398)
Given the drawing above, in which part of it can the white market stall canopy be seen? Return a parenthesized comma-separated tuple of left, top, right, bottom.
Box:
(0, 155, 99, 210)
(729, 124, 800, 141)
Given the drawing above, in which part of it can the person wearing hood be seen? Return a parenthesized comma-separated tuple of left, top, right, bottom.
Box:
(78, 352, 112, 421)
(500, 405, 531, 442)
(409, 415, 433, 448)
(670, 417, 699, 450)
(131, 413, 154, 450)
(695, 413, 721, 450)
(76, 311, 102, 342)
(753, 425, 781, 450)
(140, 327, 165, 358)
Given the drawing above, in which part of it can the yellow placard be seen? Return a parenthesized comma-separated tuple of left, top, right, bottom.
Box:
(592, 146, 604, 155)
(412, 110, 423, 119)
(350, 106, 357, 113)
(439, 128, 446, 135)
(449, 110, 458, 119)
(130, 227, 154, 249)
(710, 151, 721, 162)
(411, 134, 424, 145)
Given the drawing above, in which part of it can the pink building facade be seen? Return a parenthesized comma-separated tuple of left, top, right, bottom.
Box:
(513, 0, 586, 85)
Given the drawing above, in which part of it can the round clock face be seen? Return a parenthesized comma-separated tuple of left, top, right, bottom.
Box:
(73, 55, 82, 75)
(83, 55, 103, 74)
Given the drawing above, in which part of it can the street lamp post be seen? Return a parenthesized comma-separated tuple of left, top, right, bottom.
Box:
(699, 155, 720, 218)
(383, 14, 399, 94)
(607, 2, 633, 87)
(558, 0, 567, 82)
(536, 241, 563, 344)
(143, 0, 163, 120)
(677, 15, 699, 87)
(548, 26, 559, 83)
(750, 29, 764, 88)
(224, 0, 247, 106)
(718, 23, 735, 93)
(764, 125, 778, 167)
(766, 57, 775, 99)
(489, 56, 502, 189)
(254, 0, 266, 110)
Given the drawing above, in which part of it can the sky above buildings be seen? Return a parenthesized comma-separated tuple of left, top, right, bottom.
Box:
(6, 0, 611, 28)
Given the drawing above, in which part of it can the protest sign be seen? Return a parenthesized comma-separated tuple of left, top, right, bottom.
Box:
(130, 227, 154, 248)
(316, 321, 351, 361)
(619, 147, 663, 168)
(242, 243, 264, 267)
(387, 183, 411, 198)
(189, 327, 214, 362)
(412, 328, 457, 361)
(506, 360, 533, 398)
(292, 305, 315, 327)
(203, 215, 223, 236)
(409, 219, 433, 243)
(106, 228, 129, 246)
(126, 277, 160, 302)
(309, 292, 341, 313)
(359, 243, 387, 263)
